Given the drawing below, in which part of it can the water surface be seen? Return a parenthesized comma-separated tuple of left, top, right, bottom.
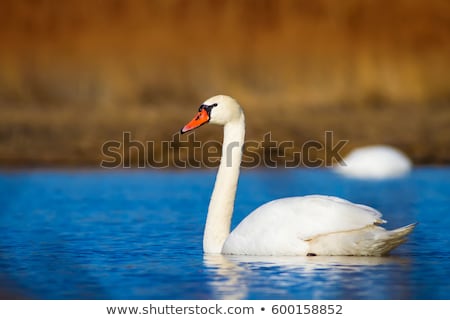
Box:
(0, 168, 449, 299)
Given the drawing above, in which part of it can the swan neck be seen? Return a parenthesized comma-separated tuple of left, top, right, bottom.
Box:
(203, 114, 245, 253)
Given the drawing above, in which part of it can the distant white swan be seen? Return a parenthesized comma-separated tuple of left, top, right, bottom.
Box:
(181, 95, 415, 256)
(335, 145, 412, 179)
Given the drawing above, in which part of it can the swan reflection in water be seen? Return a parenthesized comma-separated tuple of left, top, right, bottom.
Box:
(203, 254, 411, 299)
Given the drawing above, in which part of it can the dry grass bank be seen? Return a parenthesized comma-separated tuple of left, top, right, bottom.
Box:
(0, 0, 449, 166)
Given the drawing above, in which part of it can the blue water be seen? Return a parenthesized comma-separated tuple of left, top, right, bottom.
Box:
(0, 168, 449, 299)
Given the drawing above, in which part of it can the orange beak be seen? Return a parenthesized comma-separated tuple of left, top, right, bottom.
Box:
(180, 109, 210, 134)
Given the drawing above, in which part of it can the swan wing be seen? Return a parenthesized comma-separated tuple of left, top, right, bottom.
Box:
(222, 195, 385, 255)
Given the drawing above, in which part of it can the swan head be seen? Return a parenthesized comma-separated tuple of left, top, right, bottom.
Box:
(180, 95, 243, 134)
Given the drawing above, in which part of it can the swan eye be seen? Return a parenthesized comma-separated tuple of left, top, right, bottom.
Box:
(198, 103, 218, 114)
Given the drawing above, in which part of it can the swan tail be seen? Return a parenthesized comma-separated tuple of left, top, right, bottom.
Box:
(308, 223, 417, 256)
(374, 223, 417, 256)
(389, 223, 417, 238)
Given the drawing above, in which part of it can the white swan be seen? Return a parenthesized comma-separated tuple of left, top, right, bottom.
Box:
(335, 145, 412, 179)
(181, 95, 415, 256)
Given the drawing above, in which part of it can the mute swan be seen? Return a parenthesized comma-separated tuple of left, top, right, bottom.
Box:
(180, 95, 415, 256)
(335, 145, 412, 179)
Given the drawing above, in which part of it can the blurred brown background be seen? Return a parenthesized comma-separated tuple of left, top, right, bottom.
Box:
(0, 0, 449, 167)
